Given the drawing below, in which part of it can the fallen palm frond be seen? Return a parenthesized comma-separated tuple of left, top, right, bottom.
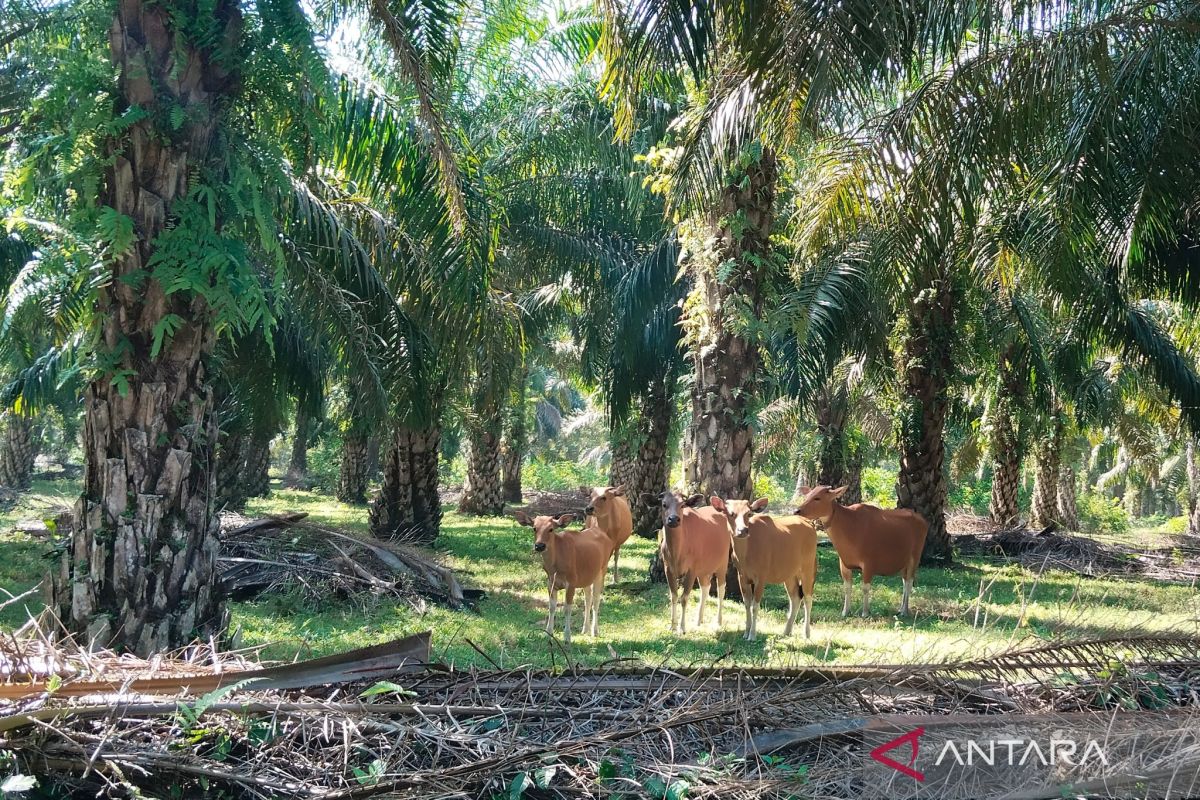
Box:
(219, 511, 480, 609)
(3, 631, 1200, 798)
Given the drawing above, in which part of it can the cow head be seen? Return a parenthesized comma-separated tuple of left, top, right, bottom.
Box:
(581, 485, 625, 516)
(710, 496, 769, 538)
(641, 491, 705, 529)
(793, 485, 847, 522)
(515, 511, 574, 552)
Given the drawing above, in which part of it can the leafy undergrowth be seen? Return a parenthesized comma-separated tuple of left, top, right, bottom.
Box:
(0, 479, 1197, 668)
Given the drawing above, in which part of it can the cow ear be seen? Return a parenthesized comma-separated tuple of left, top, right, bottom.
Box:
(578, 486, 591, 498)
(797, 485, 812, 498)
(830, 486, 849, 499)
(610, 485, 626, 497)
(751, 497, 770, 512)
(514, 511, 533, 527)
(709, 496, 726, 513)
(555, 513, 575, 528)
(685, 494, 705, 507)
(641, 492, 659, 508)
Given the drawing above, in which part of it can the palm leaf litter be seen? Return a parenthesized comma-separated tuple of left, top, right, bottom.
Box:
(218, 511, 481, 609)
(3, 623, 1200, 798)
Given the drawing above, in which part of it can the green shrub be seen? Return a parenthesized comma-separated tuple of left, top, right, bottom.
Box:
(753, 474, 790, 507)
(440, 455, 467, 487)
(1076, 491, 1131, 533)
(1162, 515, 1189, 534)
(860, 466, 897, 508)
(521, 458, 607, 493)
(948, 475, 991, 516)
(305, 433, 343, 493)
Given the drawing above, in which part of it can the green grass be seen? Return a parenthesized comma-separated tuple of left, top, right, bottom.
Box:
(2, 479, 1198, 668)
(0, 477, 79, 628)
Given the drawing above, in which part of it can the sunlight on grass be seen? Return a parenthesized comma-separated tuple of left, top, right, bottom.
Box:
(1, 479, 1196, 668)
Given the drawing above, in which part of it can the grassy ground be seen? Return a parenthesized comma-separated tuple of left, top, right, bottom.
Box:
(2, 478, 1198, 668)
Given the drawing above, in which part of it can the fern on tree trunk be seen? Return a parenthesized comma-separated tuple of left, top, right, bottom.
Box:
(216, 432, 248, 511)
(285, 409, 310, 487)
(1030, 418, 1063, 528)
(500, 376, 527, 504)
(1057, 464, 1079, 530)
(896, 279, 955, 564)
(337, 434, 369, 504)
(0, 412, 38, 490)
(370, 425, 442, 542)
(47, 0, 240, 654)
(244, 434, 271, 498)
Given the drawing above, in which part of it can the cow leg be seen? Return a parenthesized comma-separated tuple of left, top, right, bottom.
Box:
(679, 572, 692, 634)
(752, 583, 766, 640)
(545, 577, 558, 635)
(783, 581, 799, 636)
(666, 568, 680, 633)
(611, 548, 619, 585)
(591, 575, 604, 635)
(739, 574, 754, 640)
(563, 587, 576, 643)
(696, 574, 709, 626)
(839, 561, 853, 617)
(581, 584, 593, 638)
(900, 566, 914, 616)
(802, 572, 814, 640)
(715, 576, 726, 628)
(861, 578, 872, 618)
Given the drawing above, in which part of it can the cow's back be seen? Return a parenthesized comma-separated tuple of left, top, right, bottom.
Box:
(734, 515, 816, 584)
(833, 504, 927, 575)
(554, 527, 613, 586)
(666, 506, 730, 575)
(599, 497, 634, 548)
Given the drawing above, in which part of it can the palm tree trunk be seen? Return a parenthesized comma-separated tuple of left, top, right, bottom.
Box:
(988, 345, 1025, 526)
(216, 432, 248, 511)
(285, 409, 310, 488)
(628, 378, 674, 538)
(0, 412, 37, 490)
(1030, 419, 1063, 528)
(1057, 464, 1079, 530)
(370, 424, 442, 542)
(896, 278, 955, 564)
(244, 434, 271, 499)
(500, 371, 528, 504)
(843, 445, 863, 505)
(366, 433, 381, 479)
(686, 148, 777, 503)
(1187, 438, 1200, 536)
(337, 434, 369, 505)
(460, 380, 506, 516)
(48, 0, 239, 654)
(815, 388, 852, 493)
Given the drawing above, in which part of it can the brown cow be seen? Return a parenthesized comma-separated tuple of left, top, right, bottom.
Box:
(515, 511, 612, 642)
(642, 491, 731, 633)
(794, 485, 928, 617)
(580, 485, 633, 584)
(710, 496, 818, 640)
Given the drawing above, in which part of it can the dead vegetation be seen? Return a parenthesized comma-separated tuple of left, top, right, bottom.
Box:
(951, 514, 1200, 582)
(218, 511, 481, 609)
(3, 620, 1200, 798)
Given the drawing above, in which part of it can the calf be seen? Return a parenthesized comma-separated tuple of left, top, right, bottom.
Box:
(515, 511, 612, 642)
(580, 485, 633, 584)
(794, 485, 927, 617)
(642, 491, 731, 633)
(710, 496, 818, 640)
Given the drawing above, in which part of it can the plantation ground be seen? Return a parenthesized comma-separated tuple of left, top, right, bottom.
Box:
(2, 477, 1198, 668)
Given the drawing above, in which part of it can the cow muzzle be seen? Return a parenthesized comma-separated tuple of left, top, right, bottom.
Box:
(734, 527, 750, 538)
(584, 505, 594, 515)
(533, 542, 546, 552)
(666, 515, 681, 528)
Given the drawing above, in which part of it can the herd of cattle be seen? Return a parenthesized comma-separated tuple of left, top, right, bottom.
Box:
(513, 485, 930, 643)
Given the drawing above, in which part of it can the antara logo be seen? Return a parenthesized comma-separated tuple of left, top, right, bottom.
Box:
(934, 738, 1109, 767)
(870, 727, 1111, 780)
